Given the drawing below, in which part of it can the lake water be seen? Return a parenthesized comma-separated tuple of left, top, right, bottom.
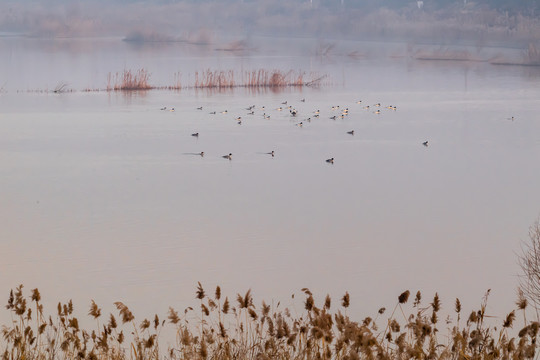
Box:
(1, 35, 540, 328)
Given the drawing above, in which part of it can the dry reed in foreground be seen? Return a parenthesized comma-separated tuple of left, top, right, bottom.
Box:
(2, 285, 538, 360)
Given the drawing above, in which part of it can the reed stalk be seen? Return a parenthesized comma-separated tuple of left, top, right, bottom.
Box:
(3, 284, 536, 360)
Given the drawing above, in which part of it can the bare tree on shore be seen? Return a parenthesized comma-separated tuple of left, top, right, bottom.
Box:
(518, 217, 540, 318)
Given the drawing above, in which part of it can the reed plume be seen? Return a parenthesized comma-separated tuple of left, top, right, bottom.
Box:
(398, 290, 410, 304)
(341, 292, 350, 308)
(2, 285, 539, 360)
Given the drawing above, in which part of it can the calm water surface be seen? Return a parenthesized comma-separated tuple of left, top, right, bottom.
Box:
(1, 36, 540, 327)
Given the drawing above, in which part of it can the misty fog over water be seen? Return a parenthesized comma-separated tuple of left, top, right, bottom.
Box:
(2, 0, 540, 46)
(1, 0, 540, 336)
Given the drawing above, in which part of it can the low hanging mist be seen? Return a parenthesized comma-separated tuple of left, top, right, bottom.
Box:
(1, 0, 540, 49)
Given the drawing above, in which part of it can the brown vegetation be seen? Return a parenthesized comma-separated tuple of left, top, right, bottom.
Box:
(1, 284, 538, 360)
(190, 69, 326, 90)
(99, 68, 324, 93)
(192, 69, 302, 89)
(11, 67, 326, 94)
(106, 69, 152, 91)
(167, 72, 182, 91)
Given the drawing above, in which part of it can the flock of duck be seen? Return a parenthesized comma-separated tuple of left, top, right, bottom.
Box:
(161, 98, 428, 163)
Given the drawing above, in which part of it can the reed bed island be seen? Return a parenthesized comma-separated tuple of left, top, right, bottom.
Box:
(100, 68, 325, 93)
(1, 284, 538, 360)
(19, 68, 326, 94)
